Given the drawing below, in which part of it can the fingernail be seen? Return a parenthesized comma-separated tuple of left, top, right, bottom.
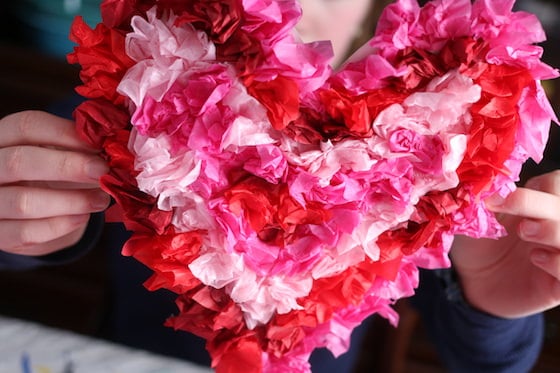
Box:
(86, 159, 109, 180)
(531, 249, 550, 264)
(520, 220, 540, 237)
(91, 191, 111, 210)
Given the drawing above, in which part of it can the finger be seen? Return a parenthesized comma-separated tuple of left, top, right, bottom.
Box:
(0, 214, 90, 252)
(531, 249, 560, 281)
(485, 187, 560, 221)
(18, 181, 100, 190)
(2, 226, 88, 257)
(0, 146, 109, 184)
(524, 170, 560, 196)
(518, 218, 560, 248)
(529, 250, 560, 307)
(0, 111, 95, 151)
(0, 186, 110, 219)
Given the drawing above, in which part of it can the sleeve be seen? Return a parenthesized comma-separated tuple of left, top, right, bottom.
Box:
(0, 213, 105, 271)
(410, 268, 544, 373)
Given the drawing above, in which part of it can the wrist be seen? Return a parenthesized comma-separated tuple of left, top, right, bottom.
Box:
(435, 265, 503, 318)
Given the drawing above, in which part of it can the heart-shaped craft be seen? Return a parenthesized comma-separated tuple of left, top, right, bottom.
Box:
(69, 0, 558, 372)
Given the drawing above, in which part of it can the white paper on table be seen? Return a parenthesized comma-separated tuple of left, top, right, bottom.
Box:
(0, 315, 213, 373)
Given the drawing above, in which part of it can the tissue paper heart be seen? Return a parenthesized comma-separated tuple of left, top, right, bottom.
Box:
(68, 0, 558, 372)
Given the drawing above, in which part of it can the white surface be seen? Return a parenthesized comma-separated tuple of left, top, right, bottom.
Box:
(0, 315, 213, 373)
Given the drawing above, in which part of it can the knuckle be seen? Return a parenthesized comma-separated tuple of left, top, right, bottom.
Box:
(55, 153, 74, 178)
(4, 146, 25, 179)
(14, 110, 40, 140)
(10, 188, 33, 217)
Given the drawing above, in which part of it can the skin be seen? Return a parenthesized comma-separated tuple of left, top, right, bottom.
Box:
(1, 0, 559, 320)
(452, 172, 560, 318)
(0, 111, 110, 256)
(297, 0, 373, 67)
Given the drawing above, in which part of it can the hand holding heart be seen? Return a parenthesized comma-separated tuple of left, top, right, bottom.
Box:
(452, 171, 560, 319)
(0, 111, 110, 256)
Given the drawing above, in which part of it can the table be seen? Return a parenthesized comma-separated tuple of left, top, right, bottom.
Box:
(0, 315, 212, 373)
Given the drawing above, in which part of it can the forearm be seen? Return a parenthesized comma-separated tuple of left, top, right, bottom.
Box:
(0, 213, 105, 271)
(410, 268, 544, 372)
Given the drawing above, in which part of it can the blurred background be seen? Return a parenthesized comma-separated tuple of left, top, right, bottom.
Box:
(0, 0, 560, 372)
(3, 0, 101, 58)
(0, 1, 100, 119)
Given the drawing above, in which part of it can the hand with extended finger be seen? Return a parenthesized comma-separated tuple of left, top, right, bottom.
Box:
(0, 111, 110, 257)
(451, 170, 560, 318)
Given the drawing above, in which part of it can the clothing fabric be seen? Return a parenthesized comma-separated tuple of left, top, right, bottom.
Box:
(412, 269, 543, 373)
(0, 219, 544, 372)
